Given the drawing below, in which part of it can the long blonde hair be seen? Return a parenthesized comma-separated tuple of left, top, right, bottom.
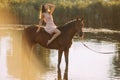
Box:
(39, 4, 47, 19)
(39, 5, 46, 25)
(39, 5, 42, 20)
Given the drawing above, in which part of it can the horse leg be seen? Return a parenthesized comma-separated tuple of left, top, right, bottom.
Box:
(64, 49, 69, 68)
(57, 67, 62, 80)
(58, 49, 63, 68)
(63, 66, 68, 80)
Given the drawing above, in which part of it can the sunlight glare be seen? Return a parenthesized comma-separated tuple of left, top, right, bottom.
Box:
(0, 36, 12, 80)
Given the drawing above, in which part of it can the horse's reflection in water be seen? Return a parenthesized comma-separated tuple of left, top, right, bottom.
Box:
(57, 66, 68, 80)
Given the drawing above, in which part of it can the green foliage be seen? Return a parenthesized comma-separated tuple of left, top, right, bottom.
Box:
(0, 0, 120, 30)
(9, 1, 39, 24)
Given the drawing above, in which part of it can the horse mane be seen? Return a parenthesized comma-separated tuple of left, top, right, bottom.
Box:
(58, 19, 77, 30)
(64, 19, 77, 26)
(60, 19, 76, 27)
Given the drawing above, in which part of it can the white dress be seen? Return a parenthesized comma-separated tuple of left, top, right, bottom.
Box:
(43, 13, 57, 34)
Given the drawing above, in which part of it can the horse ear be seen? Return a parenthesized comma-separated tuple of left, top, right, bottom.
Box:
(76, 17, 84, 21)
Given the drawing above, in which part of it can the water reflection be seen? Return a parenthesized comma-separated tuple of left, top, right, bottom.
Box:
(0, 29, 120, 80)
(110, 45, 120, 80)
(57, 67, 68, 80)
(0, 30, 48, 80)
(83, 31, 120, 80)
(84, 32, 120, 43)
(0, 36, 11, 80)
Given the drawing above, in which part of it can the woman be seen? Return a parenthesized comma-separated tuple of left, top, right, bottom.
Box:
(36, 3, 61, 46)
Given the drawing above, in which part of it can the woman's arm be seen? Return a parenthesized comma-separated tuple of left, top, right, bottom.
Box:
(39, 13, 44, 25)
(36, 14, 44, 32)
(47, 3, 55, 14)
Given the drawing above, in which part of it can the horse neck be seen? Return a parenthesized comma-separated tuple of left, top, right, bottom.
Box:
(66, 23, 77, 39)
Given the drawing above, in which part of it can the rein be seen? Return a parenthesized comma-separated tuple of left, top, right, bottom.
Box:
(79, 39, 120, 54)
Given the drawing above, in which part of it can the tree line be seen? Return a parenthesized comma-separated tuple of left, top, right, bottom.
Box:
(0, 0, 120, 30)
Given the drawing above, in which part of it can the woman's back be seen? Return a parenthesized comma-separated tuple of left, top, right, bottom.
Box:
(43, 13, 57, 30)
(43, 13, 53, 23)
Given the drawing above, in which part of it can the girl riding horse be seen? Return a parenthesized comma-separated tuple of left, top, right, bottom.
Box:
(24, 17, 84, 67)
(36, 3, 61, 46)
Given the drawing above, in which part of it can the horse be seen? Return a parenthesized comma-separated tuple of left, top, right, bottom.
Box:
(23, 17, 84, 68)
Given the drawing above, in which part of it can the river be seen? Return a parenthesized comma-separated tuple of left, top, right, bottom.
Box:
(0, 28, 120, 80)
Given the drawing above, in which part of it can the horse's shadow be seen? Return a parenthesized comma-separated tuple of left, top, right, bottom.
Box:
(57, 66, 68, 80)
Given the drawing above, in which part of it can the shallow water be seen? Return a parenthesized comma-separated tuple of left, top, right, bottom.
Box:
(0, 28, 120, 80)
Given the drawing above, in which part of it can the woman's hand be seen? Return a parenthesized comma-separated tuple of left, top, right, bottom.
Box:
(45, 3, 55, 14)
(36, 27, 41, 33)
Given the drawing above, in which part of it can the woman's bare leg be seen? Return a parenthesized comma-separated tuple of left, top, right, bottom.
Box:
(47, 29, 61, 45)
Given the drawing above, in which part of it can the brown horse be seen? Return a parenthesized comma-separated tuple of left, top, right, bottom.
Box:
(23, 17, 84, 67)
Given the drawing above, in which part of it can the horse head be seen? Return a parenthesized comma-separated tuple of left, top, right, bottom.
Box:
(75, 17, 84, 37)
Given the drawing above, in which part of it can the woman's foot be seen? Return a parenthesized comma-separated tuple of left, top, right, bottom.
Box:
(47, 40, 52, 46)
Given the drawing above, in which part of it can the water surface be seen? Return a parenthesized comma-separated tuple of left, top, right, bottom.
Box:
(0, 28, 120, 80)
